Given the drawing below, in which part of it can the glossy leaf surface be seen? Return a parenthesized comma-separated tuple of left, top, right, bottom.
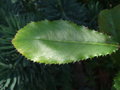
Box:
(12, 20, 119, 64)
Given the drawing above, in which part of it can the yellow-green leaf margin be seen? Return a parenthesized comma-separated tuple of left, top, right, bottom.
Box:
(12, 20, 119, 64)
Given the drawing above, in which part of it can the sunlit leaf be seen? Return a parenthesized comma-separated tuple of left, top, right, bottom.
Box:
(12, 20, 119, 64)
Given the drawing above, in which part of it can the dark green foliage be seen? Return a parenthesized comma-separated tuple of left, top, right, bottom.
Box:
(0, 0, 22, 14)
(19, 0, 88, 25)
(0, 9, 72, 90)
(98, 0, 120, 8)
(98, 4, 120, 90)
(86, 1, 103, 29)
(0, 0, 120, 90)
(37, 0, 87, 25)
(113, 71, 120, 90)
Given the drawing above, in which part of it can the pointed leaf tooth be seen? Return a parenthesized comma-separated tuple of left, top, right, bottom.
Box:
(12, 20, 119, 64)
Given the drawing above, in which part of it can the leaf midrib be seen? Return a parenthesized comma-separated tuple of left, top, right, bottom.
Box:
(24, 38, 119, 47)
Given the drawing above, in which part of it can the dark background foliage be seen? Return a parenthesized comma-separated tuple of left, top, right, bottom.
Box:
(0, 0, 120, 90)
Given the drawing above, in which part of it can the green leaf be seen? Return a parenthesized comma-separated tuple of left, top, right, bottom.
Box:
(98, 7, 120, 90)
(12, 20, 119, 64)
(113, 71, 120, 90)
(98, 4, 120, 43)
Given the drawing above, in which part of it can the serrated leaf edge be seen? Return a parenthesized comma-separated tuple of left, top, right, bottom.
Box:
(12, 20, 119, 64)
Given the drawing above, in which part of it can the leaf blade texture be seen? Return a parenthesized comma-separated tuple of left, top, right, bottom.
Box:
(12, 20, 119, 64)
